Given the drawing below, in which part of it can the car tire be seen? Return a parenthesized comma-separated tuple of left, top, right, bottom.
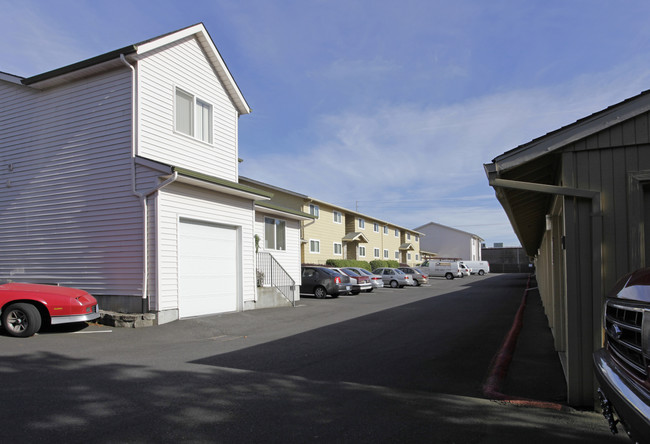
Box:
(2, 302, 42, 337)
(366, 288, 373, 293)
(351, 290, 360, 295)
(390, 280, 399, 288)
(314, 286, 327, 299)
(445, 273, 454, 280)
(478, 270, 485, 276)
(414, 279, 421, 286)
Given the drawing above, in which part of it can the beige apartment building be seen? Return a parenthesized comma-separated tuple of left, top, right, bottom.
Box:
(239, 177, 422, 266)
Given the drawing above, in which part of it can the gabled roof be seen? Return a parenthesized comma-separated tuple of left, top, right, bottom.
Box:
(414, 221, 483, 241)
(342, 232, 369, 243)
(9, 23, 251, 115)
(399, 243, 415, 251)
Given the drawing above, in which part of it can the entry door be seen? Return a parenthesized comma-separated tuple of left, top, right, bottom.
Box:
(178, 219, 239, 317)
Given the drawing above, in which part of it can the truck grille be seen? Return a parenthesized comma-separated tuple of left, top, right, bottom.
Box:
(605, 301, 647, 377)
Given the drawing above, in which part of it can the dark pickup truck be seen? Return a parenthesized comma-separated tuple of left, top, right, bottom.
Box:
(593, 268, 650, 443)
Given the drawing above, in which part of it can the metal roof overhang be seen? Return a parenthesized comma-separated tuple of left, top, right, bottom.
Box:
(484, 154, 558, 256)
(170, 167, 271, 201)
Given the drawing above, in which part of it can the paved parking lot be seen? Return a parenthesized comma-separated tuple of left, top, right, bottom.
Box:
(0, 274, 625, 443)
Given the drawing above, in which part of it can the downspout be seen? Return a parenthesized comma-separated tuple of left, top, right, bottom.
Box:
(120, 54, 179, 313)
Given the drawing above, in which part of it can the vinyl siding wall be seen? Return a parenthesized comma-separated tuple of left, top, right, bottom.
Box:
(0, 69, 145, 295)
(302, 204, 346, 264)
(535, 112, 650, 406)
(137, 35, 239, 182)
(157, 183, 255, 312)
(255, 212, 302, 287)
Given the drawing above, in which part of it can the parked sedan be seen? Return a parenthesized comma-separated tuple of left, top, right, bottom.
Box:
(332, 268, 373, 294)
(398, 267, 429, 286)
(343, 267, 384, 290)
(372, 268, 415, 288)
(301, 266, 351, 298)
(0, 283, 100, 337)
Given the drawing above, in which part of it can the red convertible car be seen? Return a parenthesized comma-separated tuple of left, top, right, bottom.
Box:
(0, 283, 100, 337)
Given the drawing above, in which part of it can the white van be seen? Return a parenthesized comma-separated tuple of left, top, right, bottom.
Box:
(418, 260, 463, 280)
(460, 261, 490, 276)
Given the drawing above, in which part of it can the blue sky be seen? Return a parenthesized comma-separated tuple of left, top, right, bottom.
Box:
(3, 1, 650, 247)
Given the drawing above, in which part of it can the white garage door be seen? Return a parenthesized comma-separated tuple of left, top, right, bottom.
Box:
(178, 219, 239, 318)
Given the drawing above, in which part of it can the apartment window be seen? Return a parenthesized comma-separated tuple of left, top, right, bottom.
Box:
(333, 242, 342, 255)
(407, 253, 412, 260)
(264, 217, 286, 250)
(415, 235, 419, 242)
(383, 226, 389, 235)
(333, 211, 342, 224)
(407, 233, 411, 240)
(395, 251, 399, 259)
(415, 254, 419, 261)
(359, 246, 366, 257)
(373, 223, 379, 232)
(374, 248, 380, 258)
(310, 239, 320, 253)
(395, 229, 399, 237)
(175, 88, 212, 143)
(358, 218, 365, 229)
(309, 204, 320, 219)
(383, 249, 389, 258)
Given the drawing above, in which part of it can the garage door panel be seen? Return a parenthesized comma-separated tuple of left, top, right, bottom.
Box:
(179, 220, 239, 318)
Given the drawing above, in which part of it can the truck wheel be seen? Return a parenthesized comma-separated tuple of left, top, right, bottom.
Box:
(445, 273, 453, 280)
(478, 270, 485, 276)
(314, 286, 327, 299)
(2, 303, 42, 337)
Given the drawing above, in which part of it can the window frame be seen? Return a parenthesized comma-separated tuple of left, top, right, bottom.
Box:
(359, 246, 366, 257)
(333, 211, 342, 224)
(383, 249, 389, 259)
(264, 217, 286, 250)
(374, 248, 380, 258)
(358, 218, 365, 229)
(174, 87, 213, 144)
(333, 242, 342, 256)
(309, 204, 320, 219)
(309, 239, 320, 253)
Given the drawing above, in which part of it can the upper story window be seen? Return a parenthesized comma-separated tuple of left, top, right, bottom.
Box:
(373, 223, 379, 232)
(264, 217, 286, 250)
(358, 218, 365, 229)
(394, 229, 399, 237)
(309, 204, 320, 219)
(333, 211, 342, 224)
(384, 226, 389, 235)
(175, 88, 213, 144)
(407, 233, 411, 240)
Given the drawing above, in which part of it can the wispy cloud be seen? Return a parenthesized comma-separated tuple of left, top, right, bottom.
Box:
(240, 58, 650, 246)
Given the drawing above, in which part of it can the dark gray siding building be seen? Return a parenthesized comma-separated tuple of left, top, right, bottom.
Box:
(485, 89, 650, 407)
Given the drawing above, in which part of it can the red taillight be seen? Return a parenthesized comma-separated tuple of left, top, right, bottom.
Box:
(335, 276, 341, 284)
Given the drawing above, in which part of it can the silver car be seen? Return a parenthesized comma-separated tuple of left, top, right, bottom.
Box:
(343, 267, 384, 290)
(371, 267, 415, 288)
